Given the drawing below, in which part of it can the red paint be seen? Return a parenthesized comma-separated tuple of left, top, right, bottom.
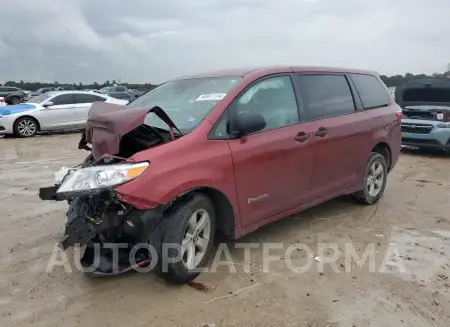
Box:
(115, 66, 401, 239)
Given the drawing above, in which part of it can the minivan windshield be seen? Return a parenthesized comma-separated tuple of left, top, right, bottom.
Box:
(127, 77, 242, 133)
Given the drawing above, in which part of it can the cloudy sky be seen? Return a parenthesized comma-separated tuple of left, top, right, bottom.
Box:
(1, 0, 449, 84)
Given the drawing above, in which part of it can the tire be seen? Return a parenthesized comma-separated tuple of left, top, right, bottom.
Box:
(157, 193, 216, 284)
(351, 152, 388, 205)
(8, 96, 20, 105)
(13, 117, 38, 137)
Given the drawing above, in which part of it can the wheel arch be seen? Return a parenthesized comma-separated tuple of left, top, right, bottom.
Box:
(371, 142, 392, 171)
(13, 115, 41, 131)
(172, 186, 236, 239)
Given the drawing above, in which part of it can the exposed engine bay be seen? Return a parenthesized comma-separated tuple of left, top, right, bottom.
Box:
(39, 103, 182, 276)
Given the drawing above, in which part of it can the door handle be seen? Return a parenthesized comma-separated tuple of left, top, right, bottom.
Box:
(295, 132, 310, 143)
(314, 128, 328, 137)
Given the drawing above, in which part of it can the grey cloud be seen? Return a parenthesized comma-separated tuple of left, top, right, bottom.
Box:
(0, 0, 449, 84)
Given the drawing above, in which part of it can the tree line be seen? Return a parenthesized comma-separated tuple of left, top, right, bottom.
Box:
(3, 72, 450, 91)
(380, 71, 450, 87)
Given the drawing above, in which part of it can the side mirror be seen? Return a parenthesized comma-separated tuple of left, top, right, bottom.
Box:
(43, 101, 54, 107)
(237, 112, 266, 136)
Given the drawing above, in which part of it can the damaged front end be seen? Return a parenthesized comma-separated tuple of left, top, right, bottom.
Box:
(39, 159, 166, 276)
(38, 103, 180, 276)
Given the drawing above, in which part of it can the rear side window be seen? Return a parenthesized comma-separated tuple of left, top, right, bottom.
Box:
(350, 74, 390, 109)
(295, 74, 355, 120)
(75, 94, 106, 103)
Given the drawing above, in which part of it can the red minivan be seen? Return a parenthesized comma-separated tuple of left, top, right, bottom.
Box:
(40, 66, 401, 283)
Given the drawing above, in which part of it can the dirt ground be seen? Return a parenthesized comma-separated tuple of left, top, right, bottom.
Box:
(1, 133, 450, 327)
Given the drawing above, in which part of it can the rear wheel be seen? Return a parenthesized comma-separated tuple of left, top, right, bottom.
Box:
(13, 117, 38, 137)
(352, 152, 387, 205)
(158, 193, 216, 284)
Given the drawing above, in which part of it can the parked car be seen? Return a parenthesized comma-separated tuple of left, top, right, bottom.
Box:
(106, 91, 135, 102)
(39, 66, 401, 283)
(55, 85, 76, 91)
(129, 89, 148, 97)
(0, 91, 128, 137)
(396, 77, 450, 150)
(0, 86, 27, 104)
(30, 87, 56, 97)
(99, 86, 128, 94)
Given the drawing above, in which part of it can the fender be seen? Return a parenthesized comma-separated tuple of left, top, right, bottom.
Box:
(114, 148, 242, 228)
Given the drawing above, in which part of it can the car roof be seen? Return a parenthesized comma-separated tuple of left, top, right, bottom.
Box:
(46, 90, 109, 97)
(176, 65, 378, 80)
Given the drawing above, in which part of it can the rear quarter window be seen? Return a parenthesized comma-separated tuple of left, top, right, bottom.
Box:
(350, 74, 390, 109)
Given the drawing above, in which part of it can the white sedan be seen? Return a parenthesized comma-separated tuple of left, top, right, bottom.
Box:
(0, 91, 128, 137)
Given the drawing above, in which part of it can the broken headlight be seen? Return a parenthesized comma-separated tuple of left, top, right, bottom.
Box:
(56, 162, 149, 194)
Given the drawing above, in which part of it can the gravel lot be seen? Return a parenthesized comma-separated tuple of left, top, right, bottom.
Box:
(1, 133, 450, 327)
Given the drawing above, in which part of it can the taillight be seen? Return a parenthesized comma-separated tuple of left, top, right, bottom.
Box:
(0, 98, 4, 103)
(396, 109, 403, 120)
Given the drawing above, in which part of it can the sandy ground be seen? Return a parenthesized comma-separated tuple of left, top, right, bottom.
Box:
(1, 133, 450, 327)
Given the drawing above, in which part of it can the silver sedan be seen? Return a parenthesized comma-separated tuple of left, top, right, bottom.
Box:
(0, 91, 128, 137)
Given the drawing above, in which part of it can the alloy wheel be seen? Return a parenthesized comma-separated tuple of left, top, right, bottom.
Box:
(181, 209, 211, 270)
(18, 119, 37, 137)
(366, 161, 384, 197)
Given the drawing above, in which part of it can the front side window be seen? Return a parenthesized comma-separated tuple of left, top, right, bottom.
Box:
(295, 74, 355, 120)
(128, 77, 242, 133)
(350, 74, 390, 109)
(233, 76, 299, 132)
(51, 94, 75, 105)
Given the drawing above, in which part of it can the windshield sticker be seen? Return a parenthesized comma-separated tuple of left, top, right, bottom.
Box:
(196, 93, 226, 101)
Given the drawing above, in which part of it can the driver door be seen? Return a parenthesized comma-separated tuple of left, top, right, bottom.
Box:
(38, 93, 78, 130)
(228, 75, 315, 227)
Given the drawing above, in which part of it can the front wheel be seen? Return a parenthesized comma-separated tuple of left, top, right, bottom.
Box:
(158, 193, 216, 284)
(13, 117, 38, 137)
(352, 152, 388, 205)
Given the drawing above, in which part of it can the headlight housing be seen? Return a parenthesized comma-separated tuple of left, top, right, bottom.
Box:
(437, 122, 450, 128)
(56, 162, 149, 194)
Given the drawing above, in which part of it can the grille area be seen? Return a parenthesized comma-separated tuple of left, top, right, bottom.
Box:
(401, 123, 433, 134)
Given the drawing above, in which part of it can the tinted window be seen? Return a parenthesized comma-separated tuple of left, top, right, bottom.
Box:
(116, 86, 127, 92)
(296, 74, 355, 120)
(74, 94, 106, 103)
(350, 74, 390, 109)
(51, 94, 75, 105)
(234, 76, 299, 131)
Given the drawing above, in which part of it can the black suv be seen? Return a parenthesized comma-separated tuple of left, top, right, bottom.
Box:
(0, 86, 27, 104)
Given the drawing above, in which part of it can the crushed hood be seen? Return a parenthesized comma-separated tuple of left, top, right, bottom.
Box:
(395, 77, 450, 108)
(79, 102, 179, 160)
